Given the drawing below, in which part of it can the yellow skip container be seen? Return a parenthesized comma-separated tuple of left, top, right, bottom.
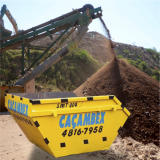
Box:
(5, 92, 130, 158)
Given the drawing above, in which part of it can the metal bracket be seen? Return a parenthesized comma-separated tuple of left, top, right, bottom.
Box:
(32, 27, 36, 31)
(46, 30, 53, 39)
(28, 25, 71, 70)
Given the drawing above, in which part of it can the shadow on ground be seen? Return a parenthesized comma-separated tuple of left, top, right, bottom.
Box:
(0, 111, 11, 115)
(29, 145, 128, 160)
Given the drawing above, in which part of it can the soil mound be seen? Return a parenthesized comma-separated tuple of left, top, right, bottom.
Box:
(74, 57, 159, 146)
(31, 31, 114, 65)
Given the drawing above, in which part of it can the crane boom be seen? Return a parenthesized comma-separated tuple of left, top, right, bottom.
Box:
(5, 10, 18, 34)
(0, 4, 18, 34)
(0, 4, 6, 18)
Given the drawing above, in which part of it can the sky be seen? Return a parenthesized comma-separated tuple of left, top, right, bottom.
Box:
(1, 0, 160, 51)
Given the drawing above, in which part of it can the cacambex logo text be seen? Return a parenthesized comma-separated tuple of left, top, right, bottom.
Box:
(8, 100, 28, 116)
(59, 112, 106, 129)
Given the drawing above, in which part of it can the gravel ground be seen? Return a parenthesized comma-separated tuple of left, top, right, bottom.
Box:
(0, 112, 159, 160)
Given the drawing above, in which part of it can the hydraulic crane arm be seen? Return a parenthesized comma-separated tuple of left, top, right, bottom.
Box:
(0, 4, 18, 34)
(5, 10, 18, 34)
(0, 5, 6, 18)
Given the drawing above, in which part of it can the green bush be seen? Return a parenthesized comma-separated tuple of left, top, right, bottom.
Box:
(126, 58, 159, 82)
(117, 55, 124, 59)
(1, 48, 100, 89)
(146, 48, 152, 52)
(141, 61, 146, 70)
(123, 50, 130, 54)
(36, 48, 100, 90)
(146, 48, 160, 61)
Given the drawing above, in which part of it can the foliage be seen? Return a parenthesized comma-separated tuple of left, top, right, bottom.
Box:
(1, 48, 100, 91)
(146, 48, 160, 61)
(0, 50, 21, 83)
(117, 55, 124, 59)
(123, 50, 130, 54)
(36, 48, 100, 91)
(126, 58, 159, 81)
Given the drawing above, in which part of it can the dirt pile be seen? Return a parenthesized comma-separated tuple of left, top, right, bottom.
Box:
(74, 57, 159, 146)
(31, 31, 114, 66)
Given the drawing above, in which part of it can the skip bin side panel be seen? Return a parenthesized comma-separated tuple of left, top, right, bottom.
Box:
(31, 98, 130, 158)
(34, 110, 128, 157)
(5, 95, 130, 158)
(5, 94, 54, 156)
(31, 101, 83, 114)
(9, 111, 53, 155)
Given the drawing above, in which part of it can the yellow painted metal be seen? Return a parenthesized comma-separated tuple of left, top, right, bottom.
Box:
(0, 85, 24, 112)
(5, 94, 130, 158)
(5, 10, 18, 34)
